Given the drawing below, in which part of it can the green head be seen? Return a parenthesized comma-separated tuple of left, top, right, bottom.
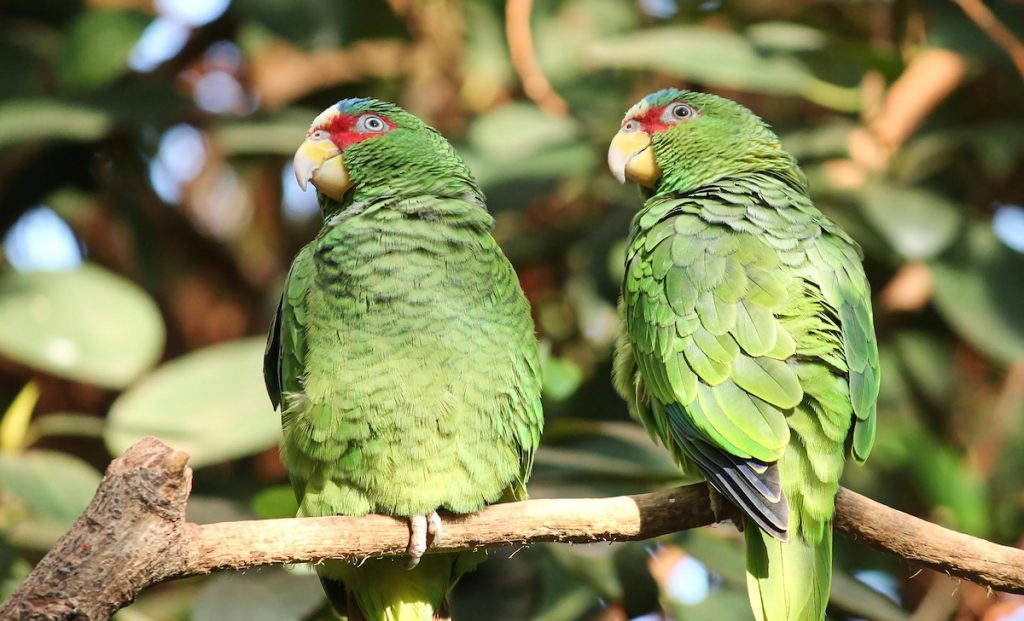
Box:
(607, 89, 804, 196)
(294, 98, 482, 216)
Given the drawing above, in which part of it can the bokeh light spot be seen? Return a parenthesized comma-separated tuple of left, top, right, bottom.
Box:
(150, 124, 206, 204)
(194, 71, 247, 115)
(665, 555, 710, 605)
(156, 0, 230, 27)
(3, 207, 83, 272)
(640, 0, 678, 18)
(129, 17, 190, 72)
(993, 204, 1024, 254)
(854, 570, 901, 604)
(281, 163, 321, 222)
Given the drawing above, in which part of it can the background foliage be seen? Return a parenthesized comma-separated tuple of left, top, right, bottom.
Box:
(1, 0, 1023, 619)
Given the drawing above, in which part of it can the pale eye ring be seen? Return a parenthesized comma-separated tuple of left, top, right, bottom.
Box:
(309, 129, 331, 141)
(661, 103, 697, 124)
(621, 119, 642, 133)
(356, 114, 387, 133)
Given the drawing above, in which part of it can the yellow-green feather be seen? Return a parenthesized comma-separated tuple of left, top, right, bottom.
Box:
(615, 89, 879, 621)
(266, 100, 542, 620)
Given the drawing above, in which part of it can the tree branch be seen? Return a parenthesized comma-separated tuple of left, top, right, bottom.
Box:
(505, 0, 568, 116)
(4, 438, 1024, 620)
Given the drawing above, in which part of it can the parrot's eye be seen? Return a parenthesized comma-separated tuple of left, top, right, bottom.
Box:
(621, 119, 642, 133)
(661, 103, 697, 124)
(308, 129, 331, 141)
(356, 114, 388, 133)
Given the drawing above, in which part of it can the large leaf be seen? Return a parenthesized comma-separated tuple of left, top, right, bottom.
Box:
(860, 182, 961, 260)
(0, 450, 101, 549)
(0, 264, 164, 389)
(466, 103, 578, 163)
(192, 567, 325, 621)
(105, 337, 280, 467)
(586, 26, 859, 111)
(932, 224, 1024, 365)
(58, 9, 149, 91)
(0, 99, 111, 148)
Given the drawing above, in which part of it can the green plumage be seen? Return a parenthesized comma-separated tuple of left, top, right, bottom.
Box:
(265, 99, 543, 620)
(612, 90, 879, 621)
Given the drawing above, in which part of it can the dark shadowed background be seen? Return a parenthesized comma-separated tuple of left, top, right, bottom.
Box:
(1, 0, 1023, 619)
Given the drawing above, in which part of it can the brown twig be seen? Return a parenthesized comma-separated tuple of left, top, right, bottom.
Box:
(952, 0, 1024, 79)
(848, 49, 969, 171)
(248, 40, 407, 109)
(505, 0, 568, 116)
(5, 438, 1024, 620)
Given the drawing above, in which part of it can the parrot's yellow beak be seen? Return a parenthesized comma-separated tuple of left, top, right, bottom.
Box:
(607, 130, 661, 187)
(293, 137, 351, 201)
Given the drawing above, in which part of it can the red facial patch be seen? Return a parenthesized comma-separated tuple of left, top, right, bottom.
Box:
(317, 113, 396, 149)
(628, 105, 671, 134)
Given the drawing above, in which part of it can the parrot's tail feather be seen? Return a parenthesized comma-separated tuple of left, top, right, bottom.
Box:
(745, 526, 832, 621)
(318, 576, 352, 619)
(666, 403, 789, 538)
(319, 557, 458, 621)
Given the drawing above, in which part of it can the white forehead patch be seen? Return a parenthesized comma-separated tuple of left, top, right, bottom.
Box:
(309, 107, 339, 131)
(623, 99, 651, 123)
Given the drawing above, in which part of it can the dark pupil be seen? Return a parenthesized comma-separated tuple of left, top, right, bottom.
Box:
(674, 105, 689, 117)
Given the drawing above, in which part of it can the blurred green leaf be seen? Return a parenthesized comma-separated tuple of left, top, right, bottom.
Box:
(830, 570, 909, 621)
(461, 103, 595, 192)
(544, 544, 621, 601)
(892, 331, 955, 409)
(252, 484, 298, 520)
(746, 22, 828, 52)
(667, 587, 752, 621)
(467, 104, 578, 162)
(186, 495, 254, 525)
(214, 113, 313, 156)
(0, 99, 112, 148)
(59, 10, 148, 91)
(0, 450, 100, 549)
(0, 264, 165, 389)
(586, 27, 860, 111)
(192, 567, 325, 621)
(860, 182, 961, 260)
(613, 542, 660, 617)
(105, 337, 280, 467)
(542, 355, 584, 401)
(932, 224, 1024, 365)
(26, 412, 106, 444)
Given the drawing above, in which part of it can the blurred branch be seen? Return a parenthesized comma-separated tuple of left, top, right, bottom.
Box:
(877, 260, 934, 314)
(970, 359, 1024, 476)
(249, 40, 407, 109)
(6, 438, 1024, 620)
(505, 0, 568, 116)
(848, 49, 969, 170)
(952, 0, 1024, 78)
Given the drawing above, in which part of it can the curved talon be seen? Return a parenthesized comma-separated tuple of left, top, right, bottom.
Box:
(427, 511, 443, 544)
(406, 511, 443, 569)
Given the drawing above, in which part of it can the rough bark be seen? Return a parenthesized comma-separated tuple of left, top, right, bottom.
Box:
(3, 438, 1024, 620)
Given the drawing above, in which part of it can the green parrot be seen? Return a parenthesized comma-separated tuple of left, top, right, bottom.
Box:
(264, 98, 543, 621)
(607, 89, 879, 621)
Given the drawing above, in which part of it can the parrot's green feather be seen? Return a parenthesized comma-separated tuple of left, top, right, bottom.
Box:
(614, 89, 879, 621)
(265, 98, 543, 620)
(746, 526, 832, 621)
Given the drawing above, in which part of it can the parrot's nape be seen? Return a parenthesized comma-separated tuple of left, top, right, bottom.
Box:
(265, 98, 544, 621)
(608, 89, 879, 621)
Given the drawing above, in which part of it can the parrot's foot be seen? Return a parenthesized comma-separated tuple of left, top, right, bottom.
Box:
(707, 486, 742, 531)
(406, 511, 443, 569)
